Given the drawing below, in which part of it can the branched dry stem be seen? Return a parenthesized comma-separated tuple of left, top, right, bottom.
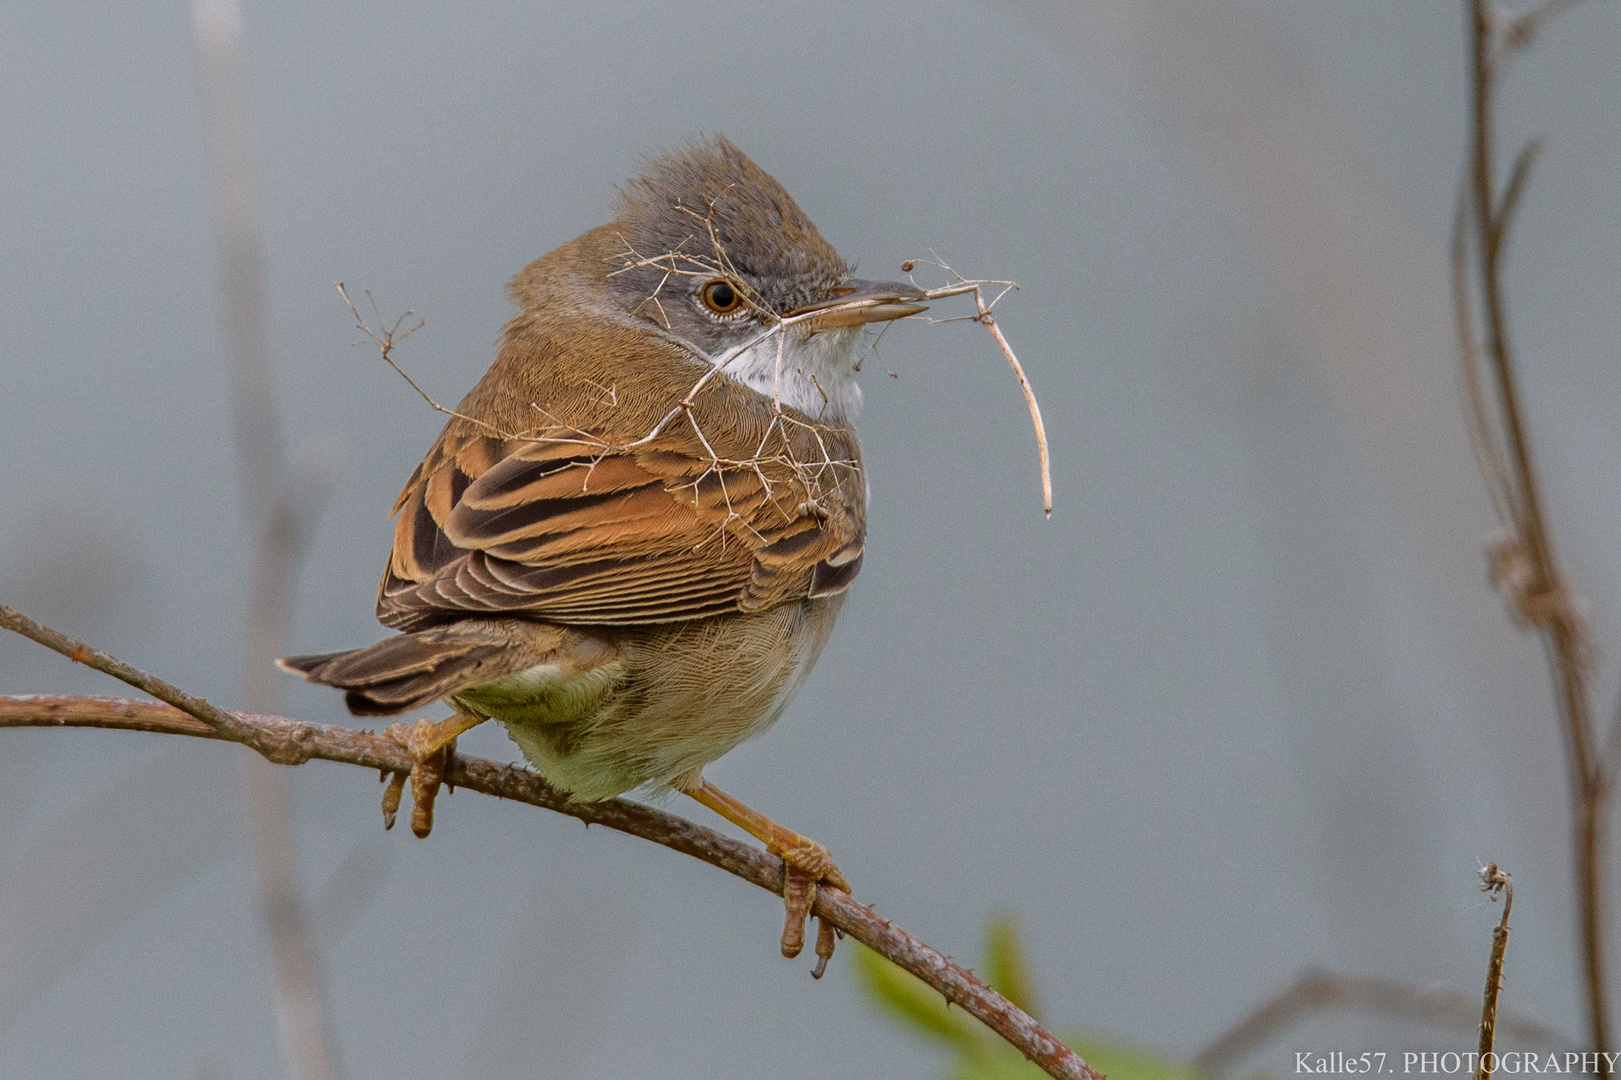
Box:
(1211, 8, 1611, 1066)
(344, 206, 1051, 529)
(0, 603, 1099, 1080)
(1454, 0, 1610, 1053)
(337, 282, 496, 437)
(904, 253, 1051, 517)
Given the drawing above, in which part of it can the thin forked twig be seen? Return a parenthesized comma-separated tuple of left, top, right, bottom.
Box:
(609, 215, 1053, 519)
(339, 275, 859, 544)
(0, 608, 1099, 1080)
(337, 283, 494, 436)
(338, 283, 614, 470)
(346, 219, 1052, 520)
(1477, 863, 1514, 1080)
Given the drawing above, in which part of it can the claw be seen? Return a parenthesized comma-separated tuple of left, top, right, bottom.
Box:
(381, 770, 406, 830)
(812, 918, 836, 979)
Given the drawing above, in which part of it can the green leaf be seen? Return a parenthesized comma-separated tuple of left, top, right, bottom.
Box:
(851, 940, 984, 1051)
(854, 914, 1208, 1080)
(981, 913, 1041, 1020)
(945, 1032, 1204, 1080)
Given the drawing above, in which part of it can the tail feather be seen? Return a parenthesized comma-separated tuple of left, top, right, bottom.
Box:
(279, 624, 519, 716)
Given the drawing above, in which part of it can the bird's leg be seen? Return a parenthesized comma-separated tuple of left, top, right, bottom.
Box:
(383, 713, 485, 838)
(679, 775, 849, 976)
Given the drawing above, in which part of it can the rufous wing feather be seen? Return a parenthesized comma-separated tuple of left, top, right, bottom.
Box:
(377, 418, 864, 630)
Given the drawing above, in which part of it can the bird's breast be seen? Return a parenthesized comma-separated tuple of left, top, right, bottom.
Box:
(489, 595, 847, 800)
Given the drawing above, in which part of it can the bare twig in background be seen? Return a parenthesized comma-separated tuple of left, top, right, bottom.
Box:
(0, 607, 1100, 1080)
(1477, 864, 1514, 1080)
(186, 1, 339, 1076)
(1194, 967, 1570, 1078)
(1453, 0, 1609, 1053)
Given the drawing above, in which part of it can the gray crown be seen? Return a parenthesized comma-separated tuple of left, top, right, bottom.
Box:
(607, 136, 851, 325)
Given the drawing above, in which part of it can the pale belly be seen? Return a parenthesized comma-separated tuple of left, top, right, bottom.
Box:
(450, 595, 845, 801)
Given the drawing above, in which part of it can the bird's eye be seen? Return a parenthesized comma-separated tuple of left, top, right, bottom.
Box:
(700, 279, 746, 317)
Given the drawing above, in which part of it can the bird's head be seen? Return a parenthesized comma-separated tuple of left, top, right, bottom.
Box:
(599, 136, 925, 418)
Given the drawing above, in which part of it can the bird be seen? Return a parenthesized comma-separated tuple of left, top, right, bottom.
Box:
(280, 136, 925, 971)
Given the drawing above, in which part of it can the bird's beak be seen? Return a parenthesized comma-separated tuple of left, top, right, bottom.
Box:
(791, 279, 928, 330)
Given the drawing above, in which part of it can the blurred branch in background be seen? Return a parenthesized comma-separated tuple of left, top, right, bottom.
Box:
(994, 0, 1613, 1061)
(1194, 966, 1565, 1080)
(186, 1, 339, 1077)
(0, 602, 1102, 1080)
(1453, 0, 1610, 1053)
(1193, 868, 1543, 1080)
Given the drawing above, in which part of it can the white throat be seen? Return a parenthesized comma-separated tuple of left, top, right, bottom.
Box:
(714, 326, 864, 422)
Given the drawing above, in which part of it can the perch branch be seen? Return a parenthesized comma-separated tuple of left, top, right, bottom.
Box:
(0, 609, 1099, 1080)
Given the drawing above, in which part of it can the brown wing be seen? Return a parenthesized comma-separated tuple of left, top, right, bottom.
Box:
(377, 424, 864, 631)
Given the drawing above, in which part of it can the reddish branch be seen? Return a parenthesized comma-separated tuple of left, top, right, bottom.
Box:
(0, 604, 1098, 1080)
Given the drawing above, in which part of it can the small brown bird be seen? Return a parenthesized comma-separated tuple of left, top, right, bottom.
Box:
(281, 136, 924, 968)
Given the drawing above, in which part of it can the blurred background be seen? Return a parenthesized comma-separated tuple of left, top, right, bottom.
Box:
(4, 1, 1621, 1076)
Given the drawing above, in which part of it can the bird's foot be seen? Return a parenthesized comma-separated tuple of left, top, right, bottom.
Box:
(381, 713, 483, 838)
(678, 775, 851, 976)
(773, 834, 850, 977)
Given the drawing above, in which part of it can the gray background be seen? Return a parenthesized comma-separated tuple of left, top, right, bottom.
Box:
(4, 0, 1621, 1076)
